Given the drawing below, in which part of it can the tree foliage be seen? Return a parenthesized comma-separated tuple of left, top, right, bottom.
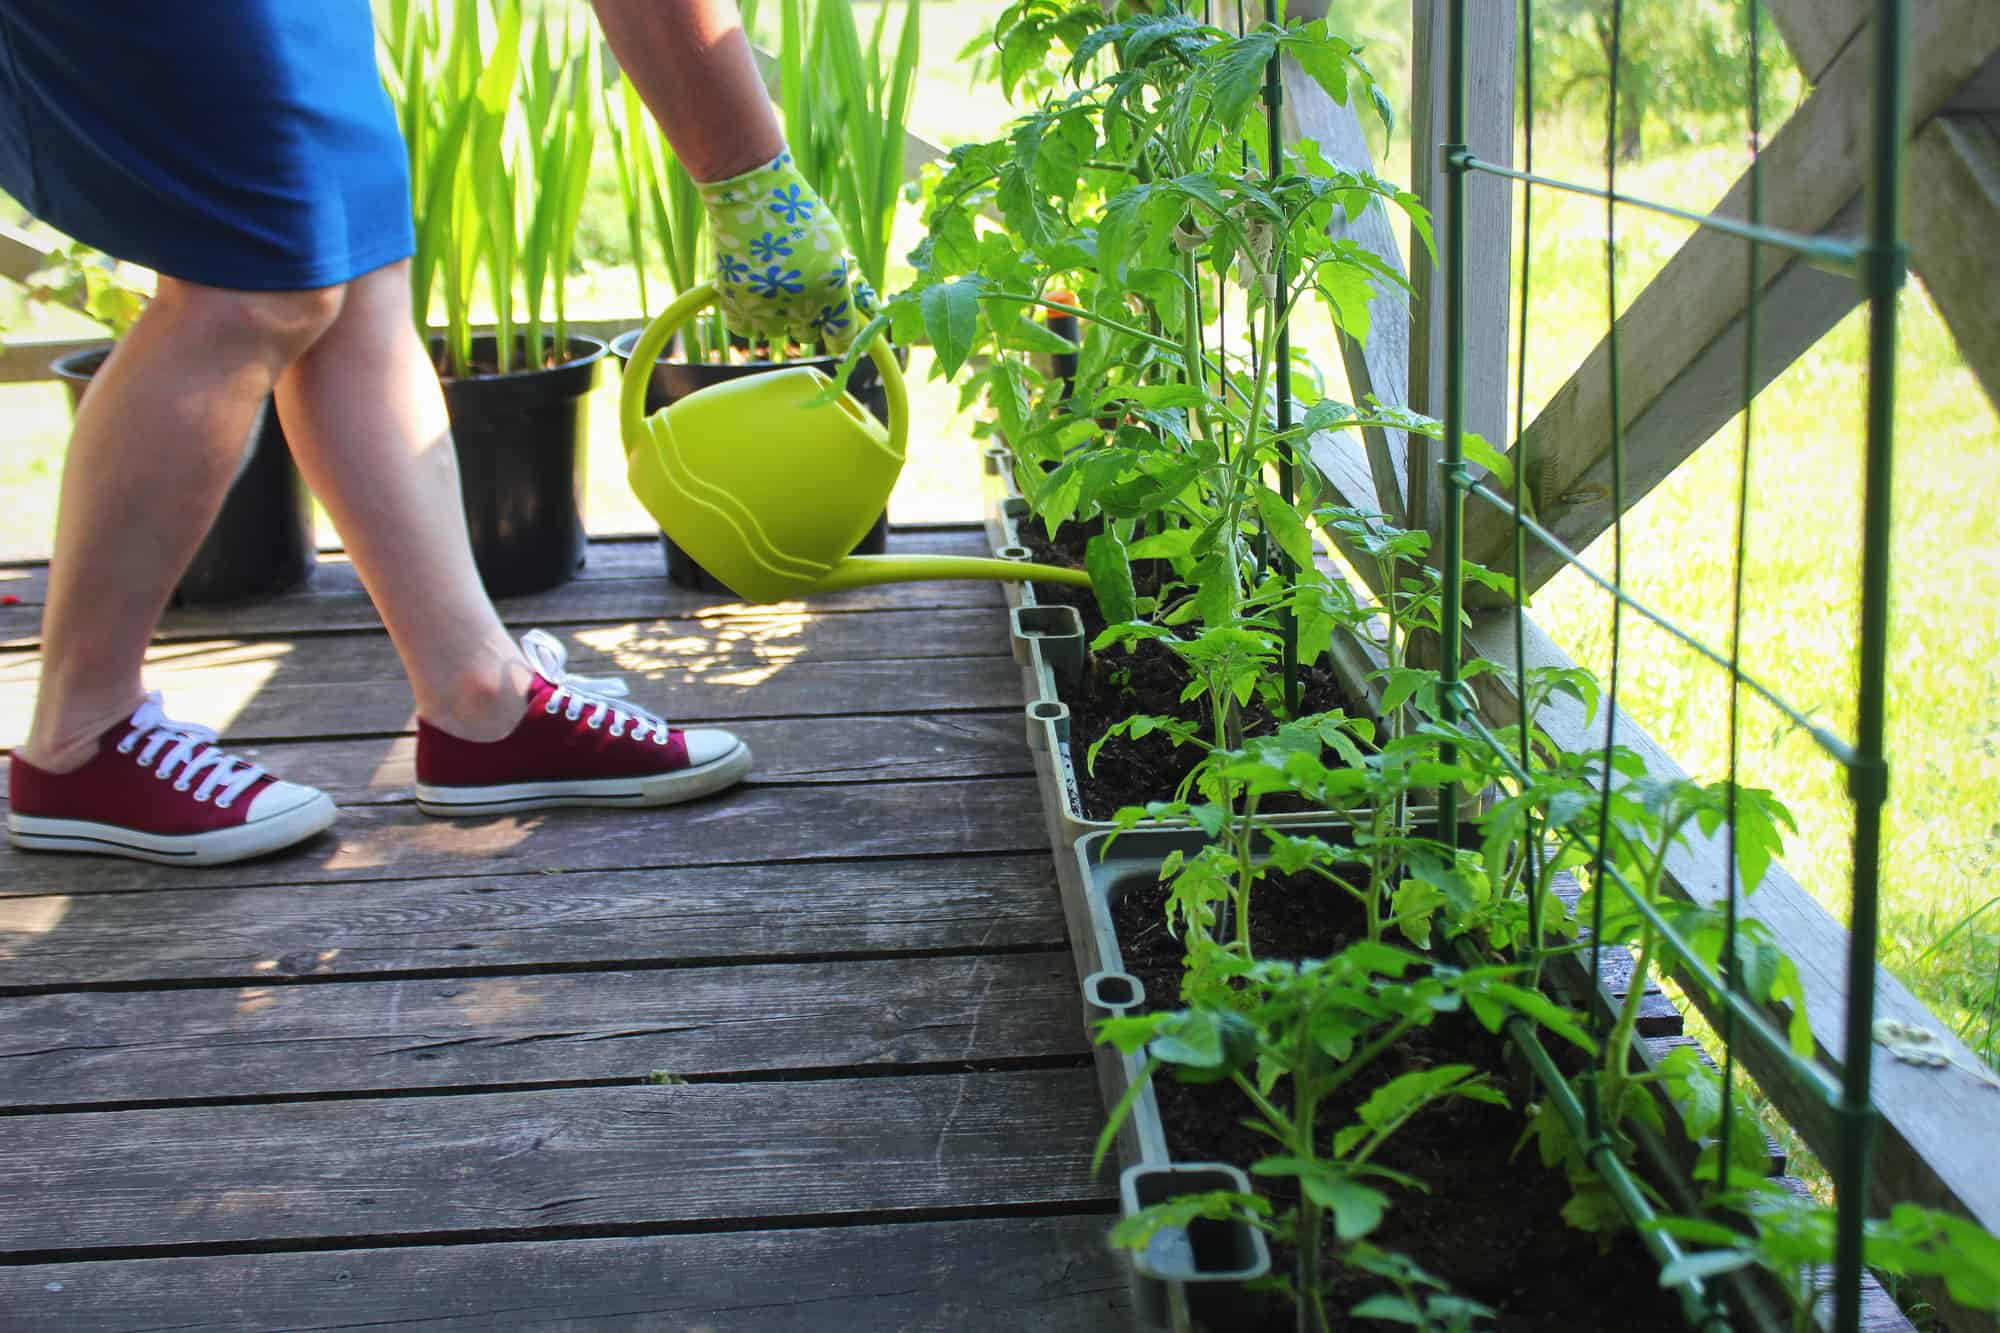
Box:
(1526, 0, 1804, 159)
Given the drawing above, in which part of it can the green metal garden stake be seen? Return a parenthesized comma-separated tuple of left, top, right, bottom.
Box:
(1266, 0, 1299, 717)
(1834, 3, 1907, 1330)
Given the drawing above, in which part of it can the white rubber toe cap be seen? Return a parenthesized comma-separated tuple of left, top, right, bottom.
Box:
(683, 729, 747, 769)
(247, 779, 329, 822)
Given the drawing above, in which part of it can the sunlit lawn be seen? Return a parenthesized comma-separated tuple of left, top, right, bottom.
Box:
(1508, 134, 2000, 1064)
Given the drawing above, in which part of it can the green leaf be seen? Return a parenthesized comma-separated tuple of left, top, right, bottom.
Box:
(1659, 1249, 1757, 1287)
(1128, 528, 1199, 561)
(1378, 666, 1432, 715)
(1109, 382, 1209, 410)
(1096, 185, 1150, 285)
(1461, 432, 1515, 491)
(1165, 171, 1228, 218)
(1252, 484, 1318, 572)
(1149, 1009, 1224, 1069)
(1210, 32, 1278, 131)
(1086, 532, 1139, 626)
(1369, 83, 1397, 142)
(1318, 1176, 1388, 1240)
(1347, 1294, 1423, 1325)
(988, 357, 1031, 444)
(1284, 25, 1351, 107)
(921, 277, 983, 377)
(1480, 981, 1597, 1054)
(1561, 1182, 1630, 1234)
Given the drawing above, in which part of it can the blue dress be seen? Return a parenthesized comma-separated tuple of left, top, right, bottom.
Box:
(0, 1, 414, 291)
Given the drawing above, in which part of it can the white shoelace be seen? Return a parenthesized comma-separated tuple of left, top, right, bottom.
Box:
(520, 629, 673, 745)
(115, 692, 266, 808)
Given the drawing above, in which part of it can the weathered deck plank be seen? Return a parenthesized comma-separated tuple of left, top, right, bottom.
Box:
(0, 855, 1064, 988)
(0, 608, 1020, 681)
(1, 776, 1048, 896)
(0, 1217, 1131, 1333)
(0, 655, 1022, 746)
(0, 529, 1007, 645)
(0, 953, 1086, 1107)
(27, 710, 1027, 806)
(0, 525, 1117, 1331)
(0, 1071, 1110, 1256)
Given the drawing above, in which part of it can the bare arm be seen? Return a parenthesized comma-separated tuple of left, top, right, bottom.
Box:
(590, 0, 783, 182)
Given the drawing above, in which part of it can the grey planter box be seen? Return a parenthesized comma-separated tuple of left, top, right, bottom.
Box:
(1074, 826, 1277, 1329)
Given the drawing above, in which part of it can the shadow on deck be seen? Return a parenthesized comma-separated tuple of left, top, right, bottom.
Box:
(0, 528, 1130, 1331)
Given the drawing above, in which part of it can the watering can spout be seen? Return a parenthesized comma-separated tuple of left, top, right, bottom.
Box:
(621, 282, 1095, 606)
(809, 554, 1092, 596)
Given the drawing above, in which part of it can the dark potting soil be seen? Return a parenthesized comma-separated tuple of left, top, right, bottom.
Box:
(1108, 873, 1692, 1333)
(1020, 521, 1368, 820)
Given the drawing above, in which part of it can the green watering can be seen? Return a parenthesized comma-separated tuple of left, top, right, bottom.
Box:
(621, 282, 1091, 605)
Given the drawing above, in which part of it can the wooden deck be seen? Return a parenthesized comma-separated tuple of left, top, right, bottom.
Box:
(0, 528, 1131, 1331)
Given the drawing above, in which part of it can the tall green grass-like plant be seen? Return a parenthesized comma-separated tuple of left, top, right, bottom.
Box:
(511, 9, 598, 370)
(776, 0, 921, 294)
(604, 68, 718, 356)
(378, 0, 599, 379)
(381, 0, 483, 376)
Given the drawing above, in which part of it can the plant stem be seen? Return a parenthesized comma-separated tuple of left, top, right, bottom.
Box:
(983, 292, 1185, 355)
(1601, 824, 1681, 1106)
(1230, 1069, 1296, 1140)
(1295, 1070, 1324, 1330)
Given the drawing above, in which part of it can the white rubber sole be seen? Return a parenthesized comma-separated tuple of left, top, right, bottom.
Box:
(7, 790, 337, 866)
(413, 739, 754, 817)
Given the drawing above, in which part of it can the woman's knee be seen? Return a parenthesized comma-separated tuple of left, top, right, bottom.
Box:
(156, 278, 349, 362)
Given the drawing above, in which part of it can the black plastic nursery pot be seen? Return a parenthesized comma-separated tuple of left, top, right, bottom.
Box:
(52, 346, 316, 606)
(435, 333, 604, 599)
(610, 327, 894, 593)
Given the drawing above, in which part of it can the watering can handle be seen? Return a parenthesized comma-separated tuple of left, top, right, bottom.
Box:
(619, 282, 907, 465)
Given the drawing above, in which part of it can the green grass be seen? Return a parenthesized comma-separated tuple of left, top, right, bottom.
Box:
(1506, 133, 2000, 1067)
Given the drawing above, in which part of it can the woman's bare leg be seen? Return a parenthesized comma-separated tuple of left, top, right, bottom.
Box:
(271, 259, 532, 741)
(21, 278, 345, 770)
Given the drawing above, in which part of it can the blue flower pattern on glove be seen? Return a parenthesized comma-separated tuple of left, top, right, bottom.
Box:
(749, 231, 795, 263)
(749, 266, 804, 298)
(767, 184, 813, 225)
(815, 298, 851, 337)
(700, 150, 871, 349)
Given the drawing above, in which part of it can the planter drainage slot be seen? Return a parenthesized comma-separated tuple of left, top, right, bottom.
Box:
(1120, 1162, 1271, 1330)
(1026, 699, 1070, 748)
(1001, 495, 1030, 522)
(1011, 603, 1086, 683)
(1083, 970, 1144, 1017)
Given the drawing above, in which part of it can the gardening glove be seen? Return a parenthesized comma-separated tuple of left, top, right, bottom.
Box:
(699, 148, 876, 352)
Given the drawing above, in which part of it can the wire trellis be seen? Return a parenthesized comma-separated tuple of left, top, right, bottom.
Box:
(1434, 3, 1908, 1332)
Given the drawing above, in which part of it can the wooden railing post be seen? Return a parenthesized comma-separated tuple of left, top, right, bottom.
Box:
(1407, 0, 1513, 545)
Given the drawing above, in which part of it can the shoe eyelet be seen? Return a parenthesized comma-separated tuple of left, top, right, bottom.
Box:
(544, 700, 560, 715)
(216, 798, 234, 810)
(116, 739, 138, 755)
(173, 779, 192, 792)
(135, 754, 152, 767)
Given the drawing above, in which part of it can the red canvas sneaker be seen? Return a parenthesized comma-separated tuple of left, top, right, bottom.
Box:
(8, 693, 336, 865)
(414, 630, 752, 816)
